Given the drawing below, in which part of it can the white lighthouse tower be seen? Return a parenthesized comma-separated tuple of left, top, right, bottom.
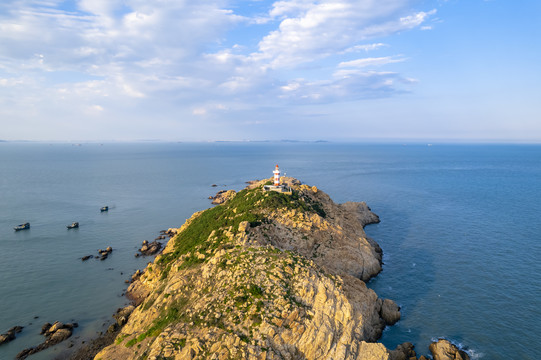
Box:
(273, 165, 281, 186)
(264, 164, 290, 193)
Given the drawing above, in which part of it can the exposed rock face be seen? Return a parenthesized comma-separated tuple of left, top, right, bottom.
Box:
(96, 179, 403, 360)
(429, 339, 470, 360)
(246, 179, 383, 282)
(211, 189, 237, 204)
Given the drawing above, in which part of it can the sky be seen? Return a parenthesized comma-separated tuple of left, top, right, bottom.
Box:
(0, 0, 539, 142)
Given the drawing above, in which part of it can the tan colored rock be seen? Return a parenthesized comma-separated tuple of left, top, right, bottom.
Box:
(429, 339, 470, 360)
(211, 190, 237, 205)
(46, 321, 64, 335)
(380, 299, 401, 325)
(48, 328, 72, 344)
(390, 342, 418, 360)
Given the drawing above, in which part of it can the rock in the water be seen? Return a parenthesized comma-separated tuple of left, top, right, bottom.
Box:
(17, 322, 75, 359)
(390, 342, 418, 360)
(107, 323, 119, 333)
(97, 247, 113, 260)
(46, 321, 64, 335)
(0, 326, 22, 345)
(380, 298, 401, 325)
(429, 339, 470, 360)
(0, 333, 14, 345)
(138, 240, 162, 256)
(49, 328, 72, 344)
(40, 322, 52, 334)
(113, 305, 136, 326)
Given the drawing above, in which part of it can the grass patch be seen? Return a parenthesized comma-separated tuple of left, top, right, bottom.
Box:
(247, 284, 263, 297)
(115, 334, 129, 345)
(126, 296, 189, 348)
(173, 338, 187, 350)
(156, 186, 326, 276)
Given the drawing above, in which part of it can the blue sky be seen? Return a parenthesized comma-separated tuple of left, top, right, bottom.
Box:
(0, 0, 539, 142)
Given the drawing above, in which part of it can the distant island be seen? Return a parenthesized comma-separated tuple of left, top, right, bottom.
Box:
(213, 140, 330, 143)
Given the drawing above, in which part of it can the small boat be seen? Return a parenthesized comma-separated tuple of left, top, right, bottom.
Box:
(100, 206, 109, 212)
(67, 222, 79, 229)
(14, 223, 30, 231)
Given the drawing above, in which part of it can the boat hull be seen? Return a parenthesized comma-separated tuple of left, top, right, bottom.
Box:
(14, 223, 30, 231)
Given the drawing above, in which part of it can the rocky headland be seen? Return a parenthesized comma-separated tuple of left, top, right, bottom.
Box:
(92, 177, 466, 360)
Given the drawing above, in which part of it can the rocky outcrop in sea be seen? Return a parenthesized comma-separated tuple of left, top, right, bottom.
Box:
(17, 321, 77, 359)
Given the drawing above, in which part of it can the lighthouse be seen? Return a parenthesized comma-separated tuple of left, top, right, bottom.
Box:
(273, 165, 281, 186)
(264, 164, 291, 193)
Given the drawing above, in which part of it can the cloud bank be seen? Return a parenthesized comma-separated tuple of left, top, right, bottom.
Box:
(0, 0, 435, 140)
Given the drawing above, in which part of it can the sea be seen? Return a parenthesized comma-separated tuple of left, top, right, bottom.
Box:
(0, 142, 539, 359)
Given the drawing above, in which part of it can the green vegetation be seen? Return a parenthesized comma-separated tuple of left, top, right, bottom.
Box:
(247, 284, 264, 297)
(115, 333, 129, 345)
(172, 338, 186, 350)
(157, 186, 326, 276)
(126, 296, 190, 348)
(141, 295, 157, 311)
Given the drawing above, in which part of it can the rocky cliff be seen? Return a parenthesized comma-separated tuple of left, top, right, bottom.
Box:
(95, 178, 420, 360)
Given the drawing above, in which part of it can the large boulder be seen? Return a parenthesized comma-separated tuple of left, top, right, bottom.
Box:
(46, 321, 64, 335)
(390, 342, 422, 360)
(48, 328, 72, 344)
(380, 298, 401, 325)
(429, 339, 470, 360)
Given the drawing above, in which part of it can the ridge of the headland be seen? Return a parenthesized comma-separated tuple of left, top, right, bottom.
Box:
(93, 177, 455, 360)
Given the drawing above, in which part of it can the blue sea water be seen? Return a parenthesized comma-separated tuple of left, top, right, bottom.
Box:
(0, 142, 540, 359)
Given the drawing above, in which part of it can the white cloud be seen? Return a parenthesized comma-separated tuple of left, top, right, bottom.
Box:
(192, 107, 207, 116)
(338, 56, 406, 69)
(279, 71, 416, 104)
(253, 1, 435, 68)
(342, 43, 388, 53)
(358, 9, 436, 39)
(0, 0, 437, 140)
(269, 0, 316, 18)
